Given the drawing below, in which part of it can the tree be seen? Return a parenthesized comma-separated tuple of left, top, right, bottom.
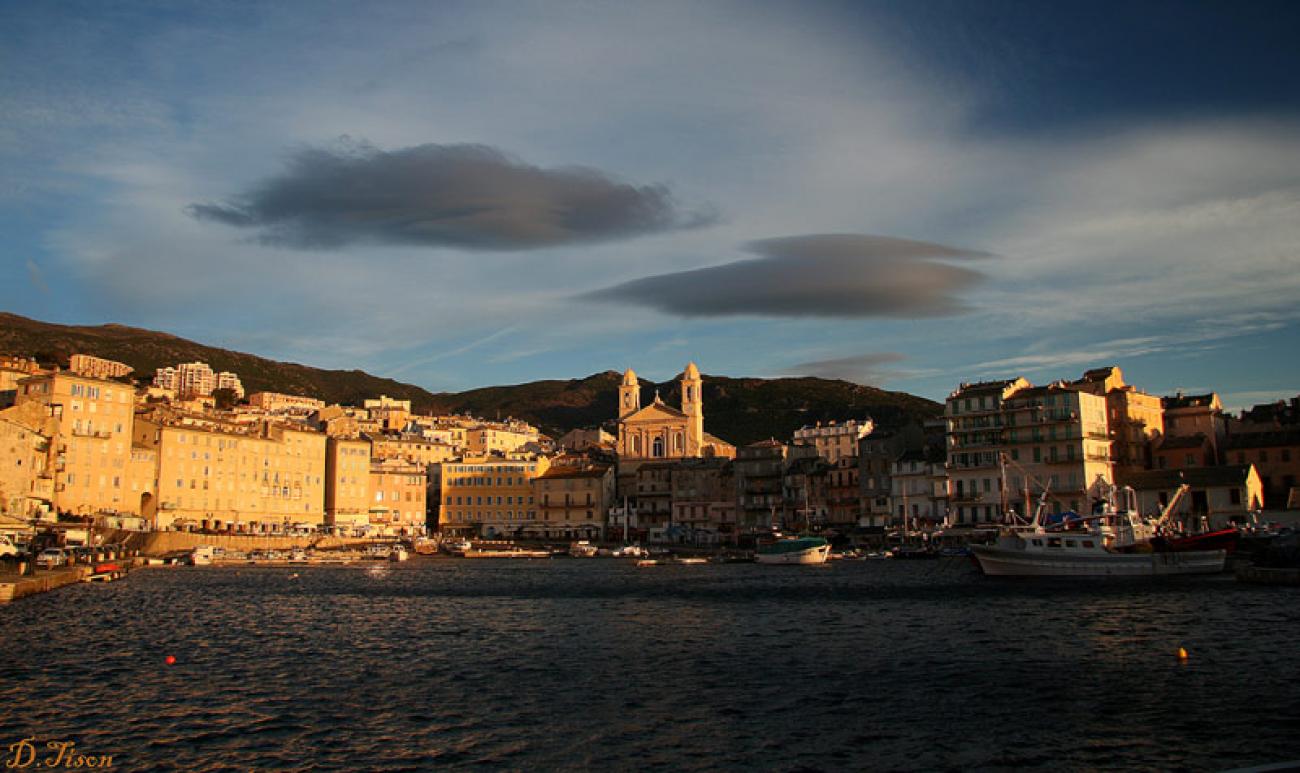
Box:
(212, 388, 239, 411)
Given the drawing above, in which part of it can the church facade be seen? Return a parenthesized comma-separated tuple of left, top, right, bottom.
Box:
(615, 363, 735, 461)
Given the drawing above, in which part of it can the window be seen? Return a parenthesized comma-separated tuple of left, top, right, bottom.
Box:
(1229, 488, 1241, 505)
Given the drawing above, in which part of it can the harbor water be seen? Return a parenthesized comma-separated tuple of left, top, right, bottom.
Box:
(1, 559, 1297, 771)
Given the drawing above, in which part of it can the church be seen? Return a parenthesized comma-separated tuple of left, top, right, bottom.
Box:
(615, 363, 736, 461)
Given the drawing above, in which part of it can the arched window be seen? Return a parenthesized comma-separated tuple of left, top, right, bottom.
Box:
(687, 386, 695, 401)
(653, 437, 664, 457)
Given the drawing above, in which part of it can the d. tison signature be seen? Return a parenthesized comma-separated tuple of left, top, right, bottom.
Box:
(6, 737, 114, 769)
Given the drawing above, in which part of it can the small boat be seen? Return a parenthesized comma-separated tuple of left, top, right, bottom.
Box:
(568, 541, 599, 558)
(443, 539, 473, 556)
(612, 545, 648, 558)
(462, 548, 552, 559)
(388, 547, 409, 562)
(755, 536, 831, 565)
(891, 544, 940, 560)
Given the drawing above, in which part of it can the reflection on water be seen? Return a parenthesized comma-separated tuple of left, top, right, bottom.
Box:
(1, 560, 1297, 771)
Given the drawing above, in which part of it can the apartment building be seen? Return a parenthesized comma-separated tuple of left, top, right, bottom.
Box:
(733, 439, 786, 531)
(792, 418, 874, 464)
(438, 456, 551, 537)
(669, 457, 735, 540)
(133, 415, 327, 532)
(69, 354, 133, 380)
(945, 378, 1029, 526)
(0, 401, 56, 517)
(15, 372, 137, 515)
(248, 392, 328, 413)
(325, 436, 372, 533)
(532, 463, 614, 539)
(367, 458, 427, 535)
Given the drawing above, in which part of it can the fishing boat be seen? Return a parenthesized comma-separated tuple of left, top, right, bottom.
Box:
(971, 482, 1224, 577)
(755, 536, 831, 565)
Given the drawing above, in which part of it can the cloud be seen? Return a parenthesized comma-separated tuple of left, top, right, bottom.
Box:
(187, 140, 716, 250)
(579, 234, 990, 318)
(25, 259, 48, 293)
(787, 351, 907, 383)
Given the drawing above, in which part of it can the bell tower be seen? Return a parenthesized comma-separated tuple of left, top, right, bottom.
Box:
(680, 361, 704, 454)
(619, 368, 641, 419)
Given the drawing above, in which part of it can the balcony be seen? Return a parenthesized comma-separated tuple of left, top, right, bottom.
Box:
(72, 428, 113, 439)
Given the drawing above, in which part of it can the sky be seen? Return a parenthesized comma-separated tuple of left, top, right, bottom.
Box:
(2, 0, 1299, 410)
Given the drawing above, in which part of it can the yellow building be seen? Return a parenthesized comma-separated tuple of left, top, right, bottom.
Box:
(466, 423, 539, 456)
(792, 418, 874, 464)
(367, 458, 427, 536)
(438, 456, 551, 537)
(999, 384, 1113, 517)
(248, 391, 326, 412)
(370, 434, 457, 468)
(0, 401, 56, 518)
(1073, 366, 1164, 481)
(363, 396, 412, 431)
(69, 353, 133, 380)
(616, 363, 734, 461)
(15, 372, 137, 516)
(133, 415, 327, 532)
(531, 464, 614, 539)
(325, 436, 371, 533)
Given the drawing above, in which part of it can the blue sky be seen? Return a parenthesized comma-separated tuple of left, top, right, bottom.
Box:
(2, 0, 1299, 409)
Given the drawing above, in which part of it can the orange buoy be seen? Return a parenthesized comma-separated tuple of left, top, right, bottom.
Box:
(165, 655, 177, 665)
(1177, 647, 1189, 660)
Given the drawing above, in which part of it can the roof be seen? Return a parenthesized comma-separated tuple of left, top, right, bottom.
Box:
(1223, 430, 1300, 450)
(949, 378, 1023, 398)
(1163, 393, 1218, 410)
(537, 466, 611, 480)
(1124, 465, 1256, 490)
(1157, 434, 1211, 450)
(703, 432, 734, 448)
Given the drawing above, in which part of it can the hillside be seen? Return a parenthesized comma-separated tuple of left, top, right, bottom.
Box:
(0, 312, 943, 444)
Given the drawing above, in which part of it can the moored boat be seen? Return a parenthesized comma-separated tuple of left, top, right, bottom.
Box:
(755, 536, 831, 565)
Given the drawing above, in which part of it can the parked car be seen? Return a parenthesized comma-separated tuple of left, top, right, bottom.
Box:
(35, 548, 68, 568)
(0, 535, 20, 558)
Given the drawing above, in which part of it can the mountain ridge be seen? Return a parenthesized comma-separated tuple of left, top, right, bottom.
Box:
(0, 312, 943, 445)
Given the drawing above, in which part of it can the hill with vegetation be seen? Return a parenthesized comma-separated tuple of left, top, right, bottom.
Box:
(0, 312, 943, 444)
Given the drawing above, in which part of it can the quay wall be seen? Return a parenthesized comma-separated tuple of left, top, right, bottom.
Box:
(102, 529, 382, 556)
(0, 566, 93, 603)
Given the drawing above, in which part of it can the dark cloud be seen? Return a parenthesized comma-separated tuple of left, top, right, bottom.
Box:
(579, 233, 990, 317)
(187, 141, 715, 250)
(788, 352, 908, 383)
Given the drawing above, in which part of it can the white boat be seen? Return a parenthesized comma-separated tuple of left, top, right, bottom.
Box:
(613, 544, 648, 558)
(568, 541, 599, 558)
(755, 536, 831, 565)
(443, 538, 472, 556)
(971, 482, 1225, 577)
(189, 545, 217, 566)
(388, 547, 409, 562)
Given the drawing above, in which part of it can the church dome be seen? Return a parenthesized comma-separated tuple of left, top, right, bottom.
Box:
(683, 362, 700, 379)
(622, 368, 638, 386)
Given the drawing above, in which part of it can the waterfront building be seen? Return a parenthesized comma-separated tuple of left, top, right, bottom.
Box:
(783, 453, 831, 529)
(632, 461, 676, 531)
(945, 378, 1030, 526)
(733, 439, 787, 531)
(1126, 465, 1264, 528)
(1222, 430, 1300, 509)
(1072, 367, 1164, 481)
(0, 401, 57, 518)
(325, 436, 372, 534)
(532, 462, 614, 539)
(248, 391, 326, 413)
(669, 457, 735, 542)
(792, 418, 874, 464)
(15, 371, 137, 516)
(68, 354, 133, 380)
(890, 449, 947, 528)
(438, 455, 551, 537)
(133, 414, 327, 532)
(857, 426, 924, 530)
(826, 456, 861, 528)
(367, 457, 427, 536)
